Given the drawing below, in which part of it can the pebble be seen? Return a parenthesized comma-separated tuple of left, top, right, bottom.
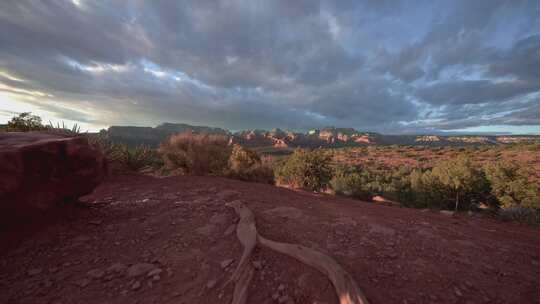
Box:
(87, 268, 105, 279)
(147, 268, 163, 277)
(278, 295, 290, 303)
(107, 263, 127, 274)
(75, 278, 91, 288)
(224, 224, 236, 236)
(40, 281, 52, 291)
(132, 281, 141, 290)
(206, 279, 217, 289)
(252, 261, 262, 269)
(73, 235, 91, 243)
(27, 268, 43, 276)
(221, 259, 234, 269)
(127, 263, 155, 277)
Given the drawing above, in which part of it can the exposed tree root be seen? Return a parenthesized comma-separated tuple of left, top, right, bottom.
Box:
(225, 200, 370, 304)
(230, 265, 254, 304)
(228, 201, 257, 284)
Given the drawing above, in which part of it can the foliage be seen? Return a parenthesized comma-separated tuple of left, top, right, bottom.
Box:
(275, 148, 332, 191)
(159, 131, 231, 175)
(87, 134, 117, 160)
(6, 112, 47, 132)
(5, 112, 86, 136)
(46, 121, 82, 136)
(498, 207, 540, 225)
(329, 165, 370, 200)
(226, 145, 274, 184)
(110, 144, 161, 171)
(485, 161, 540, 209)
(327, 156, 495, 211)
(431, 156, 489, 211)
(408, 169, 444, 208)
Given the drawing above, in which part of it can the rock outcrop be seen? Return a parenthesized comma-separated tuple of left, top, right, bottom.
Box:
(99, 122, 540, 148)
(232, 127, 376, 148)
(0, 132, 106, 221)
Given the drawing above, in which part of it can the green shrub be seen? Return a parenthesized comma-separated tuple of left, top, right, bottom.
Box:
(409, 169, 456, 209)
(5, 112, 86, 136)
(330, 166, 370, 200)
(498, 207, 540, 225)
(111, 144, 161, 171)
(227, 145, 274, 184)
(484, 161, 540, 209)
(6, 112, 47, 132)
(275, 148, 332, 191)
(159, 131, 231, 175)
(431, 156, 489, 211)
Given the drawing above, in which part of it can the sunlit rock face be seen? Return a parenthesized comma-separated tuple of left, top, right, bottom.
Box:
(0, 132, 106, 221)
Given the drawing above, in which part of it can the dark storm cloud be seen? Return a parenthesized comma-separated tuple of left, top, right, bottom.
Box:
(487, 35, 540, 82)
(416, 80, 537, 105)
(0, 0, 539, 133)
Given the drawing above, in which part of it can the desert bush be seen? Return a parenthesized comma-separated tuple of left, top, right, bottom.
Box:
(5, 112, 88, 136)
(227, 145, 274, 184)
(408, 169, 448, 208)
(159, 131, 231, 175)
(87, 134, 116, 160)
(110, 144, 161, 171)
(275, 148, 332, 191)
(484, 161, 540, 209)
(330, 166, 370, 200)
(498, 207, 540, 225)
(529, 143, 540, 151)
(430, 156, 489, 211)
(6, 112, 48, 132)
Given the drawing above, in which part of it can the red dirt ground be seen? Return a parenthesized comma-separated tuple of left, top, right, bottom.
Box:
(1, 174, 539, 304)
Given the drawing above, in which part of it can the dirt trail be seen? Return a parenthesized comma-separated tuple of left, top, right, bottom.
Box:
(1, 174, 539, 304)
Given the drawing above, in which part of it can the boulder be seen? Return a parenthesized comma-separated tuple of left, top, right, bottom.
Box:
(0, 132, 106, 220)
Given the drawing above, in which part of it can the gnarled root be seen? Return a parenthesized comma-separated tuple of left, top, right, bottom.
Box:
(225, 200, 369, 304)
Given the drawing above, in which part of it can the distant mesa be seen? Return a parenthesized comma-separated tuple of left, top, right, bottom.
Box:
(99, 122, 540, 148)
(415, 135, 442, 142)
(102, 123, 228, 147)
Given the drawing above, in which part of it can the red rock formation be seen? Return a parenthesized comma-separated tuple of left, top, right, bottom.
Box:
(354, 135, 372, 144)
(272, 138, 289, 148)
(0, 132, 106, 221)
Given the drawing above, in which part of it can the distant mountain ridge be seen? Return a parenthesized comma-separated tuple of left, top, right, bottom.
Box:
(99, 123, 540, 148)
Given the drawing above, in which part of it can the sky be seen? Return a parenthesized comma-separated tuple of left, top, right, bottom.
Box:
(1, 0, 540, 134)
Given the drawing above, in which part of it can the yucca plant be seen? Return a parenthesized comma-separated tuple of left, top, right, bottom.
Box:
(46, 121, 83, 136)
(110, 144, 160, 171)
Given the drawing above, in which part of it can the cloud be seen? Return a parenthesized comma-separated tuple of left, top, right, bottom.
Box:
(0, 0, 539, 133)
(416, 80, 538, 105)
